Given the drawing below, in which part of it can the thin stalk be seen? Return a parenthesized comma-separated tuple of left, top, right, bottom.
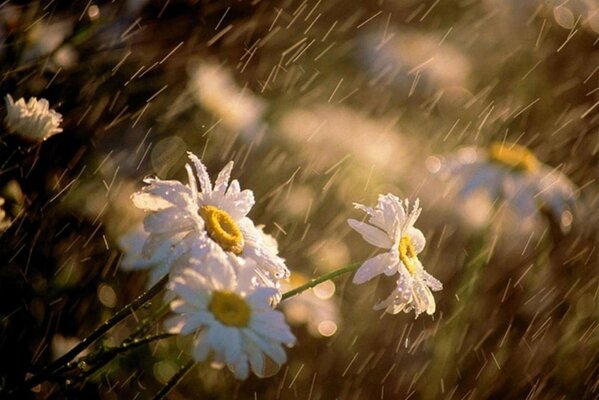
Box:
(12, 274, 169, 395)
(67, 332, 176, 385)
(124, 302, 171, 344)
(281, 262, 361, 300)
(151, 360, 196, 400)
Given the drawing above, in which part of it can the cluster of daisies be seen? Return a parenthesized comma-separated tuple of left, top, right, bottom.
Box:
(3, 93, 578, 381)
(125, 152, 443, 379)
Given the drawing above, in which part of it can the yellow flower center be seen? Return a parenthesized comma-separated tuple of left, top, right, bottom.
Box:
(398, 235, 418, 275)
(208, 291, 251, 327)
(488, 142, 539, 173)
(199, 205, 244, 255)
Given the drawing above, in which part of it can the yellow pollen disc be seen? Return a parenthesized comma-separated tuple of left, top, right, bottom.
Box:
(209, 291, 251, 327)
(488, 142, 539, 173)
(199, 205, 244, 255)
(398, 235, 418, 275)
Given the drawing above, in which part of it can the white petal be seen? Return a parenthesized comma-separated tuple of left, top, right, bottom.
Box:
(347, 219, 393, 248)
(214, 161, 234, 194)
(142, 232, 173, 259)
(222, 328, 243, 366)
(170, 270, 209, 307)
(143, 207, 195, 234)
(250, 312, 296, 344)
(187, 152, 213, 194)
(421, 269, 443, 291)
(242, 329, 287, 365)
(407, 227, 426, 254)
(353, 252, 394, 284)
(133, 179, 193, 210)
(192, 331, 211, 361)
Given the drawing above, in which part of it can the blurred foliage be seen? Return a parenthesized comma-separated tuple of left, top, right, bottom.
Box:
(0, 0, 598, 399)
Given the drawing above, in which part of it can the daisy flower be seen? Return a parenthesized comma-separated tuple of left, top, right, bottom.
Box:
(4, 95, 63, 141)
(165, 251, 296, 380)
(132, 152, 289, 284)
(438, 142, 577, 230)
(347, 194, 442, 317)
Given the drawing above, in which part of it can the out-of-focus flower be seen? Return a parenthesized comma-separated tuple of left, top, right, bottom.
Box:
(132, 152, 290, 285)
(165, 251, 296, 380)
(188, 62, 266, 138)
(281, 273, 341, 337)
(348, 194, 442, 317)
(21, 20, 72, 62)
(278, 104, 409, 173)
(437, 142, 577, 231)
(4, 95, 63, 141)
(0, 197, 11, 232)
(357, 30, 471, 93)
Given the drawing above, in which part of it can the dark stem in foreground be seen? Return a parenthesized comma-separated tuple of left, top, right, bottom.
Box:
(9, 274, 169, 396)
(151, 360, 196, 400)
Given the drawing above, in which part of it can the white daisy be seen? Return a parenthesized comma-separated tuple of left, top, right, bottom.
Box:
(132, 152, 290, 284)
(165, 251, 296, 380)
(347, 194, 442, 317)
(4, 95, 63, 141)
(438, 142, 577, 231)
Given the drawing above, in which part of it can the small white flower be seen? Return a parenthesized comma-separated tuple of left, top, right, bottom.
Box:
(165, 252, 296, 380)
(4, 95, 63, 141)
(348, 194, 442, 317)
(132, 152, 289, 284)
(438, 142, 577, 231)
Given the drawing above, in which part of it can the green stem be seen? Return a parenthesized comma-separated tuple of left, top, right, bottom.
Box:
(151, 360, 196, 400)
(11, 274, 169, 395)
(66, 332, 176, 385)
(281, 262, 361, 301)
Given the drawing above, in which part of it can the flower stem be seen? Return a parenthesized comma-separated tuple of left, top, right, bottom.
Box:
(12, 274, 169, 395)
(151, 360, 196, 400)
(281, 262, 361, 301)
(64, 332, 176, 386)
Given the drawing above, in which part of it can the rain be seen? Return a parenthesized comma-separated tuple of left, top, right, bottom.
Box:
(0, 0, 598, 399)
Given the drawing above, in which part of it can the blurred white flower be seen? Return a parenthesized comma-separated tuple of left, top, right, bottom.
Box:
(348, 194, 442, 317)
(438, 142, 577, 231)
(0, 197, 11, 232)
(357, 30, 471, 93)
(4, 95, 63, 141)
(132, 152, 290, 284)
(281, 273, 341, 337)
(188, 62, 266, 138)
(165, 252, 296, 380)
(21, 21, 72, 61)
(278, 104, 409, 173)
